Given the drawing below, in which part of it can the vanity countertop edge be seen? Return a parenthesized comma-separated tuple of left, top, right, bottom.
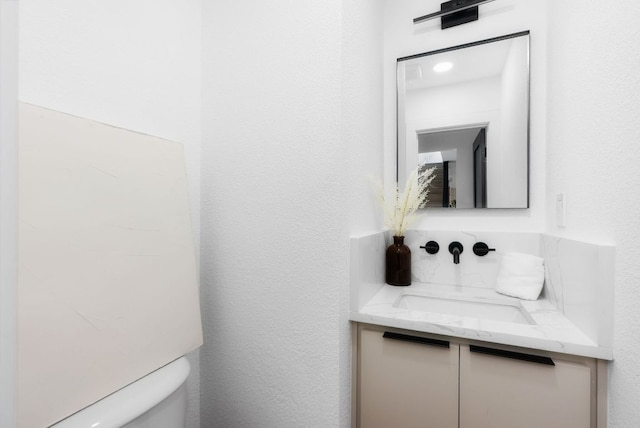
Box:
(350, 283, 614, 361)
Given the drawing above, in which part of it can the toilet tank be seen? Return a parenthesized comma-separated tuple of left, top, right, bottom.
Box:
(50, 357, 190, 428)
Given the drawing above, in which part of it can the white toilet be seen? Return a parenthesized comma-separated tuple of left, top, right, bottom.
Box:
(50, 357, 191, 428)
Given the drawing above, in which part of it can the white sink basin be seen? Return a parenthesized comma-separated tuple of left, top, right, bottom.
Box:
(393, 293, 534, 325)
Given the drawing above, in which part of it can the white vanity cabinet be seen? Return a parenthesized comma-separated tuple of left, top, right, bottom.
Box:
(355, 324, 604, 428)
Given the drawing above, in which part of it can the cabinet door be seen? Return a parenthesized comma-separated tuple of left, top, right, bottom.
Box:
(358, 328, 459, 428)
(459, 344, 595, 428)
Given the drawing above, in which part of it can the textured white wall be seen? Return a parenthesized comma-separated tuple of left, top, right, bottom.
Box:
(200, 0, 382, 426)
(18, 2, 203, 427)
(546, 1, 640, 426)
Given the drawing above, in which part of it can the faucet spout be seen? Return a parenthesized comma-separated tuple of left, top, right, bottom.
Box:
(448, 241, 464, 264)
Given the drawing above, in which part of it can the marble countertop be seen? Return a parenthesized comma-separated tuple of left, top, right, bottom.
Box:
(350, 283, 613, 360)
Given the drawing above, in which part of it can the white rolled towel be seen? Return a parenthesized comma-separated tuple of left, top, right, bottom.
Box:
(495, 252, 545, 300)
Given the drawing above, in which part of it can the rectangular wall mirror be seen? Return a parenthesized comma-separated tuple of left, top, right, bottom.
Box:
(397, 31, 530, 209)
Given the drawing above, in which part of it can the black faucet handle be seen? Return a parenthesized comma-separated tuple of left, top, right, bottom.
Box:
(472, 242, 496, 256)
(420, 241, 440, 254)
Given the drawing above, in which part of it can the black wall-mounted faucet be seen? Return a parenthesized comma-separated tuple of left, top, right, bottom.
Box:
(448, 241, 463, 264)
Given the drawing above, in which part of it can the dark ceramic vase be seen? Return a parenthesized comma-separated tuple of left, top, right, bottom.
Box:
(385, 236, 411, 286)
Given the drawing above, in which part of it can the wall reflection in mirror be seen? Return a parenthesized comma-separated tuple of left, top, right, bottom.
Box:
(397, 31, 530, 209)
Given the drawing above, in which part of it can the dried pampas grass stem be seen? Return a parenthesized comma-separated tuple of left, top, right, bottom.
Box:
(373, 167, 435, 237)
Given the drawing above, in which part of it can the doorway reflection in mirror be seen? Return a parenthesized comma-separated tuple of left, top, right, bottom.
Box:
(418, 126, 487, 209)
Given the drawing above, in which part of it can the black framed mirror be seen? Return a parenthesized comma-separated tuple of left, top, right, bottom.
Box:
(397, 31, 530, 209)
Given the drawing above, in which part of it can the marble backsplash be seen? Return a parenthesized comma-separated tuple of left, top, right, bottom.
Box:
(403, 230, 541, 290)
(541, 234, 615, 350)
(350, 230, 615, 349)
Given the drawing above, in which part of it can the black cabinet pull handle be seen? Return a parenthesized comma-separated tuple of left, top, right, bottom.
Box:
(470, 345, 555, 366)
(383, 331, 450, 348)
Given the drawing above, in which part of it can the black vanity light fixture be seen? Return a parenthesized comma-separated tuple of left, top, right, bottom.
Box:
(414, 0, 496, 29)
